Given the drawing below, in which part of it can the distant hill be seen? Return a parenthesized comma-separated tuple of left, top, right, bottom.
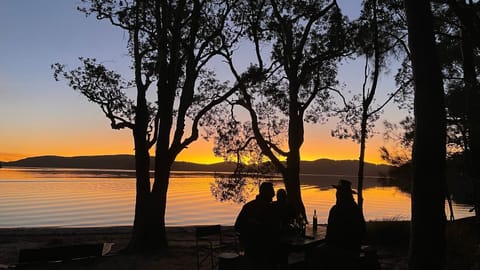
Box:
(299, 159, 391, 176)
(1, 155, 238, 172)
(1, 155, 391, 176)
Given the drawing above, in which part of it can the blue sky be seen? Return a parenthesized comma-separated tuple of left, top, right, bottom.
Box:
(0, 1, 405, 164)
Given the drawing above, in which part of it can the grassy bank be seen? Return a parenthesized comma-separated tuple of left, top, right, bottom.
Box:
(365, 217, 480, 269)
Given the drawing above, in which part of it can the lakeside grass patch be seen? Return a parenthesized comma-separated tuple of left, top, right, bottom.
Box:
(365, 219, 410, 246)
(446, 216, 480, 269)
(365, 217, 480, 269)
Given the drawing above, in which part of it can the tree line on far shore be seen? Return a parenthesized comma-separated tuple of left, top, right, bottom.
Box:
(2, 155, 390, 176)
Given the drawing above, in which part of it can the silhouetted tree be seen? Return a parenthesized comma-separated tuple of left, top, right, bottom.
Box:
(438, 0, 480, 217)
(380, 116, 415, 166)
(210, 174, 252, 204)
(53, 0, 239, 251)
(389, 0, 480, 217)
(404, 0, 447, 268)
(380, 1, 480, 214)
(210, 0, 350, 222)
(332, 0, 409, 211)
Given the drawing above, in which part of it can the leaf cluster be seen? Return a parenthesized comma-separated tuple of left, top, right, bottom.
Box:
(208, 0, 352, 168)
(52, 58, 137, 130)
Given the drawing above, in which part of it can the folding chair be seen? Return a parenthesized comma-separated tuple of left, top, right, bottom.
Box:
(195, 225, 238, 270)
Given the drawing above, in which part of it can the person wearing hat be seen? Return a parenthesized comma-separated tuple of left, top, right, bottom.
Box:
(322, 179, 366, 268)
(234, 181, 280, 270)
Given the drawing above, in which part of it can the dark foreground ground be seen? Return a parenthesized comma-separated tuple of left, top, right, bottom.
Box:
(0, 224, 409, 270)
(0, 218, 477, 270)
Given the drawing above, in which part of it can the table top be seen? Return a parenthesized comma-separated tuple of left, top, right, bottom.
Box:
(305, 224, 326, 239)
(280, 224, 326, 251)
(283, 235, 323, 248)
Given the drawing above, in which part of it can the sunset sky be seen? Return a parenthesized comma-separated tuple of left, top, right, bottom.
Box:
(0, 1, 406, 164)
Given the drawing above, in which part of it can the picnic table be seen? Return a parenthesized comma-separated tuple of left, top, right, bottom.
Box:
(279, 224, 326, 267)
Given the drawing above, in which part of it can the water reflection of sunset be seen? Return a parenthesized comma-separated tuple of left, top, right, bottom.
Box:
(363, 187, 411, 221)
(0, 168, 474, 227)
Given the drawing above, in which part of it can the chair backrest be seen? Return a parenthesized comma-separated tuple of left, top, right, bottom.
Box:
(195, 225, 222, 270)
(195, 225, 222, 241)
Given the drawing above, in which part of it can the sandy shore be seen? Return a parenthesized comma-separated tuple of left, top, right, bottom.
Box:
(0, 226, 244, 269)
(0, 226, 408, 269)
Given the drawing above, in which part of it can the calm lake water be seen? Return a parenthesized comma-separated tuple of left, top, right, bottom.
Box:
(0, 167, 474, 228)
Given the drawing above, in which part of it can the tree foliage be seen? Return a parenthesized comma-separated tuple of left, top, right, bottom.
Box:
(207, 0, 350, 221)
(332, 0, 409, 143)
(328, 0, 410, 211)
(53, 58, 138, 130)
(53, 0, 239, 251)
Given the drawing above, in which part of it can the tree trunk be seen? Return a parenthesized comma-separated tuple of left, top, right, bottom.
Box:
(285, 150, 306, 222)
(149, 105, 174, 251)
(286, 81, 307, 222)
(357, 0, 379, 213)
(151, 158, 171, 250)
(405, 1, 447, 269)
(128, 88, 155, 251)
(357, 114, 368, 212)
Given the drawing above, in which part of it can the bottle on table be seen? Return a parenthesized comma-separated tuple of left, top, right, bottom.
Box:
(312, 209, 318, 232)
(297, 213, 306, 236)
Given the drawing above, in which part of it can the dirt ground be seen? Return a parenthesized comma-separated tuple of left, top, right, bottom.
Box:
(0, 226, 408, 270)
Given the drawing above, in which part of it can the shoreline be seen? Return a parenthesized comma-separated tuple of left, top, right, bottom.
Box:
(0, 225, 239, 268)
(0, 224, 410, 269)
(0, 226, 133, 236)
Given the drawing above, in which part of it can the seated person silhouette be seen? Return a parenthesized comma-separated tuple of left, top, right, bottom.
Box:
(234, 182, 279, 270)
(308, 179, 366, 270)
(272, 188, 297, 268)
(272, 188, 296, 234)
(327, 179, 366, 253)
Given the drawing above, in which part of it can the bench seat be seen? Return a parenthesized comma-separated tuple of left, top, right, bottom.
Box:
(17, 242, 114, 267)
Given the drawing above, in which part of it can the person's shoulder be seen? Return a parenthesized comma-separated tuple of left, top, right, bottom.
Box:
(243, 199, 258, 208)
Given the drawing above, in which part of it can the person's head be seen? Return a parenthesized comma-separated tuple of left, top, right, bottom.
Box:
(276, 188, 287, 203)
(332, 179, 356, 202)
(258, 182, 275, 202)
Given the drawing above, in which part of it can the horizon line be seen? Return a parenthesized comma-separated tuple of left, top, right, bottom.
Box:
(0, 153, 390, 166)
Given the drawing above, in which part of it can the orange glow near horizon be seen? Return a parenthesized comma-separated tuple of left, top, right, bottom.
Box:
(0, 114, 391, 165)
(0, 134, 385, 164)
